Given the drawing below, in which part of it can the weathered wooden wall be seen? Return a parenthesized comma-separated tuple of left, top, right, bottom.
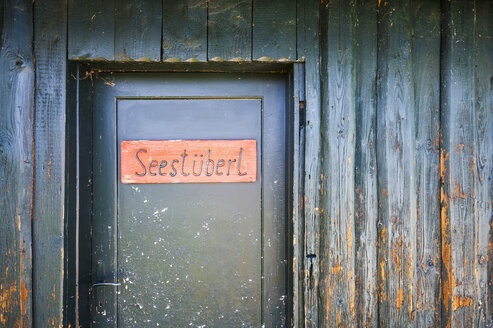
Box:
(318, 1, 492, 327)
(0, 0, 34, 326)
(0, 0, 491, 327)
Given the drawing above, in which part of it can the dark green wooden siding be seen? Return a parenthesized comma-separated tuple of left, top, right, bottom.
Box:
(0, 0, 491, 327)
(0, 1, 33, 326)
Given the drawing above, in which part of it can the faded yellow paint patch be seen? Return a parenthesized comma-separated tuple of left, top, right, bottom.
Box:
(391, 235, 402, 275)
(381, 227, 387, 244)
(347, 223, 352, 254)
(407, 252, 414, 321)
(51, 282, 56, 300)
(452, 295, 473, 311)
(396, 287, 404, 310)
(440, 149, 453, 328)
(20, 281, 27, 307)
(16, 214, 21, 233)
(331, 258, 343, 275)
(379, 256, 386, 282)
(455, 143, 465, 154)
(351, 279, 355, 320)
(440, 150, 449, 180)
(0, 281, 17, 326)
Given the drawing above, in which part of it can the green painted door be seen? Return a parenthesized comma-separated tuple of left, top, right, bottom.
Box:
(90, 73, 289, 327)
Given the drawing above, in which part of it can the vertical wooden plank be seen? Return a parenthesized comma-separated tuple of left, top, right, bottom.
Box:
(376, 0, 417, 326)
(252, 0, 296, 61)
(0, 0, 34, 326)
(319, 0, 356, 326)
(292, 63, 305, 328)
(440, 1, 479, 327)
(297, 0, 321, 327)
(354, 1, 378, 326)
(34, 0, 67, 326)
(412, 2, 442, 327)
(162, 0, 207, 61)
(68, 0, 114, 60)
(208, 0, 251, 61)
(115, 0, 162, 61)
(474, 1, 493, 326)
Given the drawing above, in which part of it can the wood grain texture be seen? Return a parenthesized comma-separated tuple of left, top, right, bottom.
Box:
(208, 0, 251, 61)
(0, 0, 34, 326)
(441, 1, 492, 327)
(68, 0, 114, 60)
(33, 0, 67, 326)
(319, 0, 356, 326)
(162, 0, 207, 61)
(412, 2, 441, 327)
(354, 1, 378, 327)
(297, 0, 321, 327)
(252, 0, 296, 61)
(376, 1, 417, 326)
(115, 0, 162, 61)
(473, 1, 493, 326)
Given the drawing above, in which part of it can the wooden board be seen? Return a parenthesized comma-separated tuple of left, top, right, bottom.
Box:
(320, 0, 356, 325)
(252, 0, 296, 61)
(412, 1, 441, 326)
(115, 0, 162, 61)
(68, 0, 114, 60)
(377, 1, 417, 326)
(441, 0, 492, 326)
(353, 1, 378, 327)
(208, 0, 251, 61)
(298, 1, 321, 327)
(473, 1, 493, 325)
(0, 0, 34, 326)
(121, 140, 257, 183)
(162, 0, 207, 61)
(33, 0, 67, 326)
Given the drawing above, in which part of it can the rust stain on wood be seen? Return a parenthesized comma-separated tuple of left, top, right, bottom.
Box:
(121, 140, 257, 183)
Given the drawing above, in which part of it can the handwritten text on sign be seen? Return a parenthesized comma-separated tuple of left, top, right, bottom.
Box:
(121, 140, 257, 183)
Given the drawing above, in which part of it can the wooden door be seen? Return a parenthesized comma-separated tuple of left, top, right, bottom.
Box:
(88, 73, 290, 327)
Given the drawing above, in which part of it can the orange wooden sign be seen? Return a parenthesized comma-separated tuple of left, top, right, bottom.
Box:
(121, 140, 257, 184)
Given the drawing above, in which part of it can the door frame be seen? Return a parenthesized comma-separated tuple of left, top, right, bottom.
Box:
(64, 61, 306, 327)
